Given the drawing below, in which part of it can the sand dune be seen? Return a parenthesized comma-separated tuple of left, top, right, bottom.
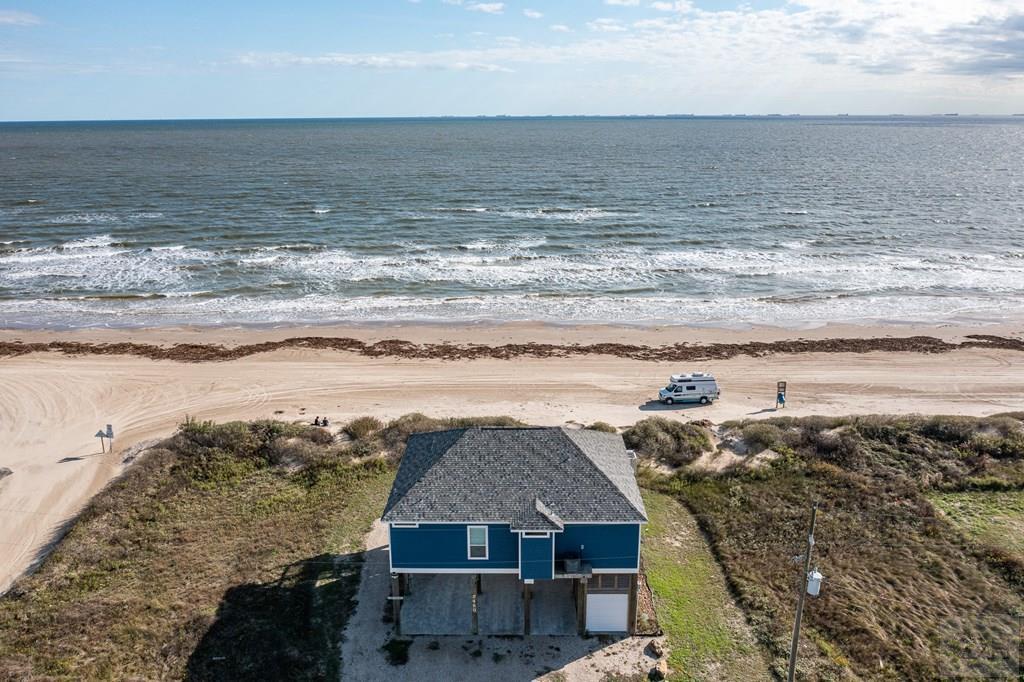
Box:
(2, 324, 1023, 593)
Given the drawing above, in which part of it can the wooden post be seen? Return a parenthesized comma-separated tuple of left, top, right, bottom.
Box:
(523, 582, 532, 635)
(627, 574, 639, 635)
(787, 504, 818, 682)
(577, 577, 588, 634)
(471, 574, 480, 635)
(390, 573, 403, 634)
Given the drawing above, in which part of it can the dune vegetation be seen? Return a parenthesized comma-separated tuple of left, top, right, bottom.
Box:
(641, 413, 1024, 680)
(1, 412, 1022, 681)
(0, 413, 520, 681)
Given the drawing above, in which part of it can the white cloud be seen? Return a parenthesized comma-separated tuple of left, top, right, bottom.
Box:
(235, 51, 513, 73)
(0, 10, 40, 25)
(650, 1, 692, 11)
(466, 2, 504, 14)
(523, 9, 543, 19)
(604, 0, 640, 5)
(587, 18, 627, 32)
(236, 0, 1024, 108)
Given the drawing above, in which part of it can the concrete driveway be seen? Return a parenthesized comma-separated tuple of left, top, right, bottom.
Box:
(479, 574, 524, 635)
(402, 574, 473, 635)
(531, 579, 577, 635)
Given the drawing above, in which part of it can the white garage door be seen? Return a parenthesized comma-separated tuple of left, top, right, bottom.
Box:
(586, 593, 628, 632)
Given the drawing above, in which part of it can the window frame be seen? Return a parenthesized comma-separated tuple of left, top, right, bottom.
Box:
(467, 525, 489, 560)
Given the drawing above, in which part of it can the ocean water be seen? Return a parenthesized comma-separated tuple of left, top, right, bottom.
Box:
(1, 116, 1023, 329)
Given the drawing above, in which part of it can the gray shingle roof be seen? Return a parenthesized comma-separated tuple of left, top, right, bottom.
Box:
(382, 427, 647, 524)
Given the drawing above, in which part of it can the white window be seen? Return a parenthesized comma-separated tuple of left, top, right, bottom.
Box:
(467, 526, 488, 560)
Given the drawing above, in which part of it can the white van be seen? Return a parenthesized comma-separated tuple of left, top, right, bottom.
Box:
(658, 372, 720, 405)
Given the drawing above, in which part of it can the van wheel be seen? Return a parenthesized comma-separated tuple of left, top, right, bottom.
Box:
(699, 396, 709, 405)
(664, 398, 674, 405)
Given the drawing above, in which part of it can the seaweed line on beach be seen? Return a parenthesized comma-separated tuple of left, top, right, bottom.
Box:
(0, 333, 1022, 363)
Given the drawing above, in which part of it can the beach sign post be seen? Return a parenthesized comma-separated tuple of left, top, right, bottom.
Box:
(95, 425, 114, 453)
(776, 381, 787, 409)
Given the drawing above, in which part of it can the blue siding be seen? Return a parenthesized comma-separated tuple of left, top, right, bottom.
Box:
(390, 523, 518, 570)
(390, 522, 641, 573)
(555, 524, 640, 570)
(520, 535, 553, 580)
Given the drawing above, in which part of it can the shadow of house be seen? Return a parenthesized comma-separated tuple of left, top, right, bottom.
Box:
(186, 551, 364, 681)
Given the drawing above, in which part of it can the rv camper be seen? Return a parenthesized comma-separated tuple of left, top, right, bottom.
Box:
(658, 372, 720, 405)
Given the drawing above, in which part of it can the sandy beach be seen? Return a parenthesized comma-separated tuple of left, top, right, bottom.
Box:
(2, 321, 1024, 593)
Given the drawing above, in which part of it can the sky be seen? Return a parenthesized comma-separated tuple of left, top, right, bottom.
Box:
(1, 0, 1023, 120)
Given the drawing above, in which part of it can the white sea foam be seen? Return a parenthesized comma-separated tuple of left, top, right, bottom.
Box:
(312, 207, 331, 214)
(496, 207, 615, 222)
(433, 207, 488, 213)
(462, 239, 497, 250)
(62, 234, 115, 249)
(48, 213, 121, 225)
(4, 239, 1024, 326)
(3, 292, 1020, 330)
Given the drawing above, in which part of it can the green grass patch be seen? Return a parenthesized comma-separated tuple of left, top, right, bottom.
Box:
(641, 491, 767, 681)
(930, 489, 1024, 562)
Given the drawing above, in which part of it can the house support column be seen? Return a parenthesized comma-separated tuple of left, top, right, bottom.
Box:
(523, 581, 532, 635)
(390, 573, 404, 635)
(627, 574, 639, 635)
(471, 574, 480, 635)
(576, 577, 588, 635)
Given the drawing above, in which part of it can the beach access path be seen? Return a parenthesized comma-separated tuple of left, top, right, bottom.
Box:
(2, 322, 1023, 593)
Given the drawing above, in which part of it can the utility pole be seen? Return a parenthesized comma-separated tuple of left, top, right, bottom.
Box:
(787, 503, 818, 682)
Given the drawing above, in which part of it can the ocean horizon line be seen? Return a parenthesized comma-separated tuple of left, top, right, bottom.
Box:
(3, 113, 1024, 125)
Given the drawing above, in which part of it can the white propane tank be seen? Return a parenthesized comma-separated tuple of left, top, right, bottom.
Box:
(807, 569, 823, 597)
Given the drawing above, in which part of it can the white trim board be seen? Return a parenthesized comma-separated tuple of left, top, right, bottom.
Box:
(385, 519, 646, 526)
(390, 568, 519, 574)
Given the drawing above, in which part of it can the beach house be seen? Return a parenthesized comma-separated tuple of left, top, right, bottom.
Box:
(382, 426, 648, 636)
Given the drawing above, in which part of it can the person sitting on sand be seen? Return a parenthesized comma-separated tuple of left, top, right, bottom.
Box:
(321, 417, 329, 427)
(313, 416, 320, 426)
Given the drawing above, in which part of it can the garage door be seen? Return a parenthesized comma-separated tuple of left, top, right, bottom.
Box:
(586, 593, 628, 632)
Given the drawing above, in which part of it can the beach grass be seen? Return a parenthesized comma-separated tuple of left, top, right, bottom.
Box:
(0, 419, 395, 681)
(0, 413, 527, 680)
(2, 412, 1022, 680)
(647, 413, 1024, 680)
